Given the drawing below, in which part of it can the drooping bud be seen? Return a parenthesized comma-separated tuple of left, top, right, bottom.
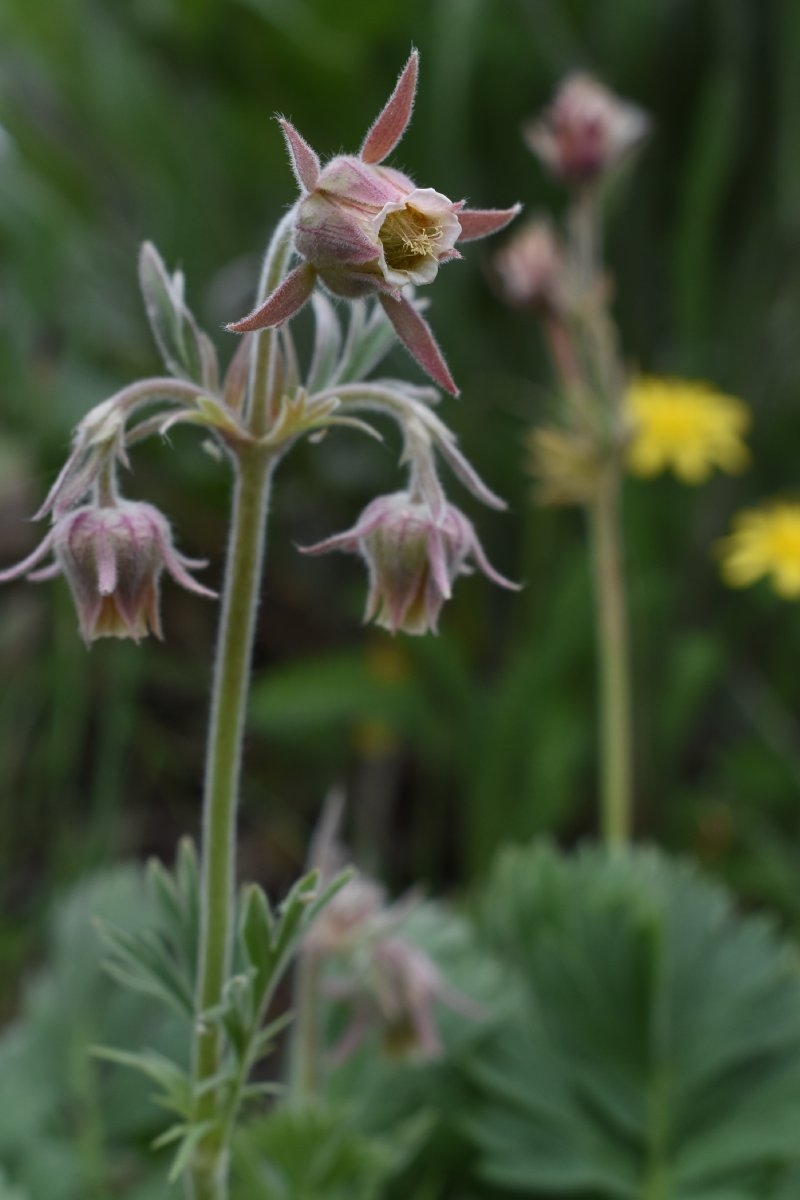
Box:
(492, 218, 567, 313)
(301, 491, 517, 636)
(304, 876, 388, 955)
(0, 500, 216, 644)
(524, 72, 649, 185)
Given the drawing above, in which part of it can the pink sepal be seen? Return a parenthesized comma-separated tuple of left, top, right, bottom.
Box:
(360, 49, 419, 165)
(226, 263, 316, 333)
(0, 530, 57, 583)
(378, 294, 458, 396)
(457, 204, 522, 243)
(278, 118, 321, 192)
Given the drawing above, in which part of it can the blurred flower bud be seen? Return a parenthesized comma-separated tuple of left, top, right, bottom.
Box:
(0, 500, 215, 644)
(492, 218, 567, 313)
(524, 72, 649, 185)
(369, 936, 451, 1059)
(528, 426, 610, 506)
(305, 876, 388, 955)
(302, 491, 517, 636)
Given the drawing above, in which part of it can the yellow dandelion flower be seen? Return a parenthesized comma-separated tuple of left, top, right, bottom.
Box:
(718, 502, 800, 599)
(625, 377, 750, 484)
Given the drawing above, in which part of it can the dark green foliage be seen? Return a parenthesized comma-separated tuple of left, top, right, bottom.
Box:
(466, 842, 800, 1198)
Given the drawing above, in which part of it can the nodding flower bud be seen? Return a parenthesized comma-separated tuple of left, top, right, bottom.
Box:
(0, 500, 216, 644)
(492, 218, 566, 313)
(301, 491, 518, 636)
(523, 72, 649, 185)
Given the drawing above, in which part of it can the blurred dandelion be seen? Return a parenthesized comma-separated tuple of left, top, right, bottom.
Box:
(718, 501, 800, 598)
(625, 377, 750, 484)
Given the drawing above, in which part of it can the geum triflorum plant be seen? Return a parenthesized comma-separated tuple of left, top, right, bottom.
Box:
(0, 51, 517, 1200)
(494, 73, 750, 847)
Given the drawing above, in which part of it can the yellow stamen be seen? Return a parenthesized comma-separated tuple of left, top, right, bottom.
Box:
(380, 206, 443, 269)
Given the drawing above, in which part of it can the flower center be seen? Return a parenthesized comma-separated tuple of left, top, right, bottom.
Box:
(379, 206, 442, 271)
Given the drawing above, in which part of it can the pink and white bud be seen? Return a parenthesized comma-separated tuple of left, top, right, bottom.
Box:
(492, 218, 567, 312)
(0, 500, 216, 644)
(524, 72, 649, 185)
(302, 491, 518, 636)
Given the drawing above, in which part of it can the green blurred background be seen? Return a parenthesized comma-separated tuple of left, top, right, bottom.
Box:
(1, 0, 800, 1004)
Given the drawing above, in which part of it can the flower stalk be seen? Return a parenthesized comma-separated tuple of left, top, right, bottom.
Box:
(588, 474, 632, 846)
(187, 216, 295, 1198)
(187, 446, 275, 1199)
(500, 75, 644, 846)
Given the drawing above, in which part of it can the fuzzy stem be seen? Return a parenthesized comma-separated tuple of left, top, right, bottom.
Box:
(588, 476, 632, 846)
(184, 211, 298, 1198)
(186, 446, 274, 1199)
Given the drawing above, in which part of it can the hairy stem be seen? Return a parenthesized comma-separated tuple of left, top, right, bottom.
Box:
(588, 477, 632, 846)
(184, 210, 298, 1197)
(187, 446, 274, 1199)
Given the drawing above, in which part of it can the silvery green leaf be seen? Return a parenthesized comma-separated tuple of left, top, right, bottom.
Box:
(333, 298, 397, 384)
(139, 241, 218, 389)
(239, 883, 275, 1000)
(306, 292, 343, 392)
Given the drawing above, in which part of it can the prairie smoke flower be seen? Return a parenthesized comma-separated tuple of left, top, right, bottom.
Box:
(524, 72, 649, 185)
(718, 502, 800, 599)
(228, 50, 520, 394)
(0, 500, 215, 643)
(304, 877, 388, 955)
(625, 377, 750, 485)
(325, 929, 479, 1063)
(492, 218, 566, 313)
(302, 491, 517, 636)
(316, 893, 479, 1062)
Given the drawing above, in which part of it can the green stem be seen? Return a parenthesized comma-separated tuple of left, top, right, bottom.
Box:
(185, 212, 297, 1199)
(289, 949, 323, 1104)
(588, 476, 632, 846)
(187, 446, 275, 1199)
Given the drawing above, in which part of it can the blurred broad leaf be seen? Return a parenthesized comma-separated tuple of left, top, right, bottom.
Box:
(466, 842, 800, 1198)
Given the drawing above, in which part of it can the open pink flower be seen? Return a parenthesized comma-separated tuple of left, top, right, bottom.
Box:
(227, 50, 520, 395)
(301, 491, 518, 636)
(0, 500, 216, 644)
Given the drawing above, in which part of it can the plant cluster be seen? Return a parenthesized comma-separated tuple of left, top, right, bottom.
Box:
(3, 39, 800, 1200)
